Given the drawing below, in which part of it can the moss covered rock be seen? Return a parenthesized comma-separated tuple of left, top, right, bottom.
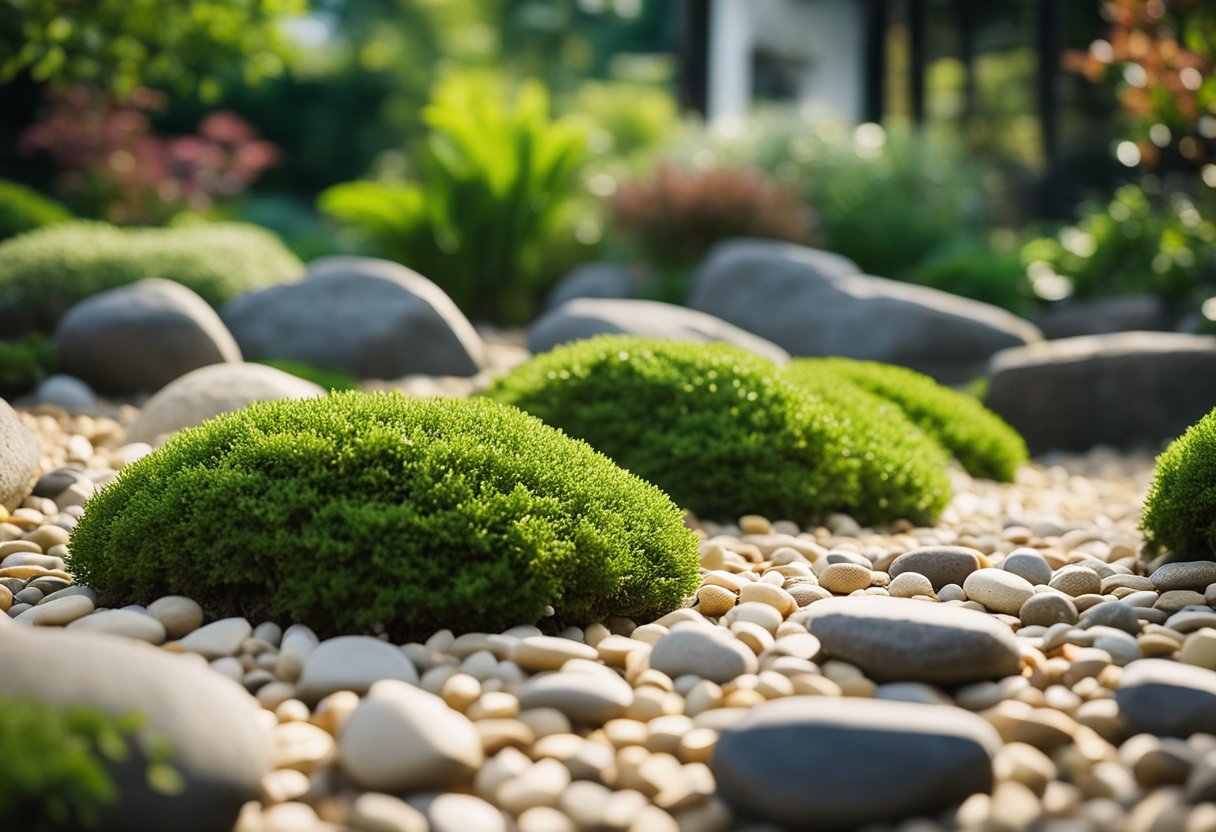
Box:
(484, 336, 952, 525)
(784, 358, 1028, 481)
(0, 221, 302, 334)
(1142, 408, 1216, 561)
(69, 392, 699, 636)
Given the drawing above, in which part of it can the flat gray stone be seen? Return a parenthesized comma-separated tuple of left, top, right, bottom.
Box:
(296, 635, 419, 704)
(648, 623, 760, 685)
(0, 397, 38, 510)
(1116, 658, 1216, 737)
(1152, 561, 1216, 593)
(888, 546, 984, 591)
(987, 332, 1216, 452)
(517, 668, 634, 724)
(54, 279, 242, 394)
(527, 298, 789, 364)
(689, 239, 1040, 383)
(805, 596, 1022, 685)
(0, 625, 270, 832)
(712, 696, 1001, 830)
(222, 256, 486, 379)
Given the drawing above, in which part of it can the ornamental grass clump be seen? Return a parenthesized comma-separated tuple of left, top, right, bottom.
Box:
(69, 392, 699, 637)
(0, 221, 302, 333)
(484, 336, 952, 525)
(784, 357, 1028, 482)
(1141, 408, 1216, 561)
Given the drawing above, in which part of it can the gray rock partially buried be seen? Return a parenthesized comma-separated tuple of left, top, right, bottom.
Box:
(805, 596, 1022, 685)
(222, 256, 486, 379)
(712, 696, 1001, 830)
(528, 297, 789, 363)
(0, 625, 271, 832)
(688, 239, 1040, 383)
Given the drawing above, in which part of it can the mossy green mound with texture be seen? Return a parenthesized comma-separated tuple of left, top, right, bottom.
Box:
(69, 391, 699, 636)
(484, 336, 952, 525)
(1142, 407, 1216, 561)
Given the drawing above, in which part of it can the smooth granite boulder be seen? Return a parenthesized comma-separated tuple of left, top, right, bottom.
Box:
(0, 397, 38, 510)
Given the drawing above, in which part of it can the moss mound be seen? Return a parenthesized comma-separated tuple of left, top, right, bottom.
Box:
(1142, 408, 1216, 561)
(0, 179, 72, 242)
(0, 221, 303, 333)
(784, 357, 1028, 482)
(69, 392, 699, 636)
(484, 336, 952, 525)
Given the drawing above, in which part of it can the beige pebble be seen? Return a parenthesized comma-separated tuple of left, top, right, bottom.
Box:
(888, 571, 936, 599)
(738, 582, 795, 616)
(346, 792, 429, 832)
(259, 769, 311, 805)
(818, 563, 872, 594)
(511, 636, 598, 672)
(441, 673, 482, 712)
(694, 584, 736, 617)
(517, 806, 576, 832)
(262, 802, 318, 832)
(964, 569, 1036, 615)
(1180, 627, 1216, 671)
(14, 593, 93, 626)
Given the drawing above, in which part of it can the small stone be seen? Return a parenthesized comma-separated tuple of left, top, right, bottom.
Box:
(889, 546, 983, 591)
(1080, 601, 1141, 635)
(148, 595, 205, 639)
(1020, 593, 1079, 628)
(888, 571, 936, 599)
(1151, 561, 1216, 593)
(409, 793, 507, 832)
(510, 636, 599, 672)
(694, 584, 736, 617)
(179, 617, 252, 659)
(262, 802, 318, 832)
(1049, 566, 1102, 597)
(0, 584, 9, 613)
(963, 569, 1035, 615)
(14, 594, 94, 626)
(1180, 628, 1216, 671)
(1116, 658, 1216, 737)
(347, 792, 429, 832)
(649, 623, 759, 685)
(818, 563, 872, 595)
(517, 806, 576, 832)
(518, 667, 633, 724)
(68, 609, 167, 644)
(1001, 549, 1053, 586)
(296, 636, 419, 704)
(273, 721, 335, 773)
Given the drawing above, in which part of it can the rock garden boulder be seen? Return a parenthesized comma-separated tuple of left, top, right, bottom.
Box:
(0, 624, 271, 832)
(1034, 295, 1173, 340)
(543, 262, 642, 311)
(712, 696, 1002, 830)
(54, 279, 242, 395)
(222, 256, 487, 379)
(0, 397, 38, 510)
(688, 239, 1041, 383)
(985, 332, 1216, 453)
(527, 298, 789, 363)
(126, 362, 324, 445)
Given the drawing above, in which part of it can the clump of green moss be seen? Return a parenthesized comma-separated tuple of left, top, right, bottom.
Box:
(69, 392, 699, 636)
(0, 334, 58, 399)
(1141, 408, 1216, 561)
(0, 696, 175, 831)
(0, 179, 72, 242)
(0, 221, 302, 333)
(784, 357, 1028, 482)
(484, 336, 952, 525)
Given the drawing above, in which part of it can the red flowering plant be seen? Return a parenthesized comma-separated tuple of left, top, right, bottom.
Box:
(21, 86, 280, 225)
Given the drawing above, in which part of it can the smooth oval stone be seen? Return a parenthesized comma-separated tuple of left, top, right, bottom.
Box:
(68, 609, 167, 644)
(14, 593, 94, 626)
(147, 595, 205, 639)
(511, 635, 599, 672)
(339, 679, 483, 792)
(296, 635, 419, 704)
(517, 668, 634, 724)
(1001, 549, 1053, 586)
(712, 696, 1001, 829)
(1151, 561, 1216, 593)
(1117, 659, 1216, 738)
(179, 617, 251, 659)
(407, 793, 508, 832)
(888, 546, 983, 591)
(964, 569, 1035, 615)
(649, 623, 759, 684)
(1020, 593, 1079, 628)
(806, 596, 1021, 685)
(1080, 600, 1141, 635)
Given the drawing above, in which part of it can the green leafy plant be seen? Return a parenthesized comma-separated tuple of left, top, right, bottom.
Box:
(484, 336, 951, 525)
(0, 334, 58, 399)
(0, 221, 303, 334)
(69, 392, 699, 637)
(1141, 407, 1216, 561)
(1020, 184, 1216, 302)
(907, 239, 1031, 314)
(784, 358, 1028, 482)
(319, 73, 588, 323)
(0, 696, 176, 831)
(254, 360, 360, 392)
(0, 180, 73, 242)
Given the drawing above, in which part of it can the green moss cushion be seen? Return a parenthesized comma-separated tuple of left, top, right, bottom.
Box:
(0, 221, 302, 333)
(68, 392, 699, 636)
(784, 357, 1028, 482)
(484, 336, 952, 525)
(1142, 407, 1216, 561)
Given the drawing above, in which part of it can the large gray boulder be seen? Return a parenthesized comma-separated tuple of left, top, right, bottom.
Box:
(1034, 294, 1174, 340)
(689, 239, 1041, 383)
(0, 625, 271, 832)
(543, 262, 642, 312)
(127, 362, 324, 445)
(985, 331, 1216, 453)
(0, 397, 38, 510)
(54, 279, 242, 395)
(527, 298, 790, 363)
(712, 697, 1001, 830)
(222, 256, 487, 379)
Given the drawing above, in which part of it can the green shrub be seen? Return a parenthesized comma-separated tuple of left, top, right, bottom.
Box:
(483, 336, 952, 525)
(0, 179, 72, 242)
(0, 334, 58, 399)
(0, 696, 176, 831)
(254, 359, 360, 392)
(0, 221, 303, 334)
(1141, 408, 1216, 561)
(907, 239, 1030, 314)
(784, 358, 1028, 482)
(69, 392, 699, 636)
